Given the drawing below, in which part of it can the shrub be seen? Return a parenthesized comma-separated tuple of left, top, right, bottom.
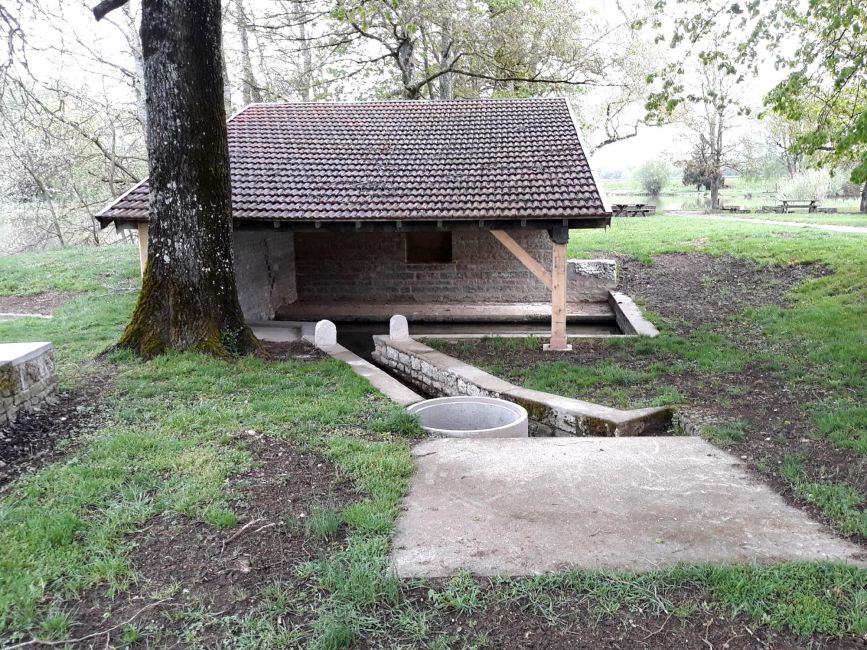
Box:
(635, 160, 672, 196)
(777, 170, 844, 201)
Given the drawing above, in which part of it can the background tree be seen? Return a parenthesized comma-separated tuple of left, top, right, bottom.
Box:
(680, 62, 738, 209)
(644, 0, 867, 212)
(681, 140, 723, 192)
(94, 0, 258, 358)
(634, 159, 671, 196)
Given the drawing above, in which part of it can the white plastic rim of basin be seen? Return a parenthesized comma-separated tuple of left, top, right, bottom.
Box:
(407, 396, 528, 438)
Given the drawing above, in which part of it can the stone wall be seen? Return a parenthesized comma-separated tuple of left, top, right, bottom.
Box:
(0, 342, 57, 426)
(294, 230, 615, 304)
(372, 335, 672, 437)
(233, 230, 297, 321)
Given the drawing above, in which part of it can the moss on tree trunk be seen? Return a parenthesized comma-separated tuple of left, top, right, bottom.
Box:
(117, 0, 259, 359)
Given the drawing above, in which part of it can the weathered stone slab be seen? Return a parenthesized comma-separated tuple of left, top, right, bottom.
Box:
(392, 437, 866, 577)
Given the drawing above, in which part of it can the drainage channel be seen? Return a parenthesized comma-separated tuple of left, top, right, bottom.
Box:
(333, 321, 433, 398)
(335, 320, 622, 361)
(333, 320, 624, 402)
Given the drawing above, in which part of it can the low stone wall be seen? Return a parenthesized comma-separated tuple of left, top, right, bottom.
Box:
(372, 334, 673, 437)
(0, 342, 57, 426)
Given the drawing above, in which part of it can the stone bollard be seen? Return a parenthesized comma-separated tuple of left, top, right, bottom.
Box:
(313, 320, 337, 347)
(389, 314, 409, 340)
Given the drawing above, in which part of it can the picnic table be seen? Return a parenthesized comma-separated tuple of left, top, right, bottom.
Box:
(611, 203, 656, 217)
(780, 199, 818, 213)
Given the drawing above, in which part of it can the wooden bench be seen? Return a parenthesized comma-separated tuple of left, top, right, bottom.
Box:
(780, 199, 818, 213)
(720, 205, 751, 214)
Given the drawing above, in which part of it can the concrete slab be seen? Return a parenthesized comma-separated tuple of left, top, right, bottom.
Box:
(392, 437, 865, 577)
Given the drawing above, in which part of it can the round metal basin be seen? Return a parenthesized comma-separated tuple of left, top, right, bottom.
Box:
(407, 396, 528, 438)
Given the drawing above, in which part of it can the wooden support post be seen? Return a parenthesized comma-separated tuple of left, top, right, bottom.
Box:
(137, 222, 149, 277)
(545, 226, 571, 352)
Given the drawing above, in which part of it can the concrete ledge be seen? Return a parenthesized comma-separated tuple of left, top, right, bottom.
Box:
(373, 335, 673, 436)
(0, 342, 53, 367)
(608, 291, 659, 337)
(278, 301, 615, 323)
(310, 335, 423, 408)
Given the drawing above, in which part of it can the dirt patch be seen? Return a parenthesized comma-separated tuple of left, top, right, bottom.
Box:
(0, 378, 108, 491)
(261, 339, 326, 360)
(68, 433, 358, 647)
(420, 602, 864, 650)
(616, 252, 828, 334)
(0, 290, 79, 316)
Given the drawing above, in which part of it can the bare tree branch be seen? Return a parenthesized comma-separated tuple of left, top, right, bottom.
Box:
(92, 0, 129, 22)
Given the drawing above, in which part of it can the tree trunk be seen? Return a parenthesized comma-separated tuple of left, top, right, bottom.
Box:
(860, 181, 867, 214)
(397, 38, 418, 99)
(295, 0, 313, 101)
(710, 177, 720, 211)
(437, 29, 453, 100)
(117, 0, 258, 359)
(236, 0, 262, 105)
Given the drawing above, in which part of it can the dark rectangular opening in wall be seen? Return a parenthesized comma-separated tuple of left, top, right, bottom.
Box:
(406, 232, 453, 264)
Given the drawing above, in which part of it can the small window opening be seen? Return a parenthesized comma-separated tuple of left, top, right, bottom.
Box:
(406, 232, 453, 264)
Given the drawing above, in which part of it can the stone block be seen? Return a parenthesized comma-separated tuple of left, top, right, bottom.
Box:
(390, 314, 410, 340)
(314, 320, 337, 346)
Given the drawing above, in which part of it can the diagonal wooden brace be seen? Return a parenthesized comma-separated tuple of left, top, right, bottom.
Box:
(489, 230, 552, 289)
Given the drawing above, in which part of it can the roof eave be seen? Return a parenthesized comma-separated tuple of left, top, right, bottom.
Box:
(562, 98, 613, 216)
(94, 103, 260, 226)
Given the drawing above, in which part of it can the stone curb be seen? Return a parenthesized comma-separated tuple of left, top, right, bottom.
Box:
(374, 335, 674, 437)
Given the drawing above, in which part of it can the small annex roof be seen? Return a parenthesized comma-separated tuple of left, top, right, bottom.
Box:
(97, 98, 611, 226)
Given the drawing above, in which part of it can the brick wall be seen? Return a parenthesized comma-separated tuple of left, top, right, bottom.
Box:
(0, 343, 56, 426)
(233, 231, 297, 320)
(294, 230, 613, 303)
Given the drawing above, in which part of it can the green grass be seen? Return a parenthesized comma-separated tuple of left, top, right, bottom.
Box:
(780, 455, 867, 537)
(305, 505, 343, 540)
(704, 419, 748, 445)
(0, 244, 865, 645)
(601, 176, 864, 216)
(0, 244, 139, 295)
(733, 212, 867, 227)
(0, 245, 140, 385)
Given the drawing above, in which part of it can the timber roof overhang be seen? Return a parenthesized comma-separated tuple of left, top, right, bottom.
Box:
(97, 98, 612, 231)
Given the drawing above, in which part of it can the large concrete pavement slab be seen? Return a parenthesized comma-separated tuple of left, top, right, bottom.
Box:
(392, 437, 865, 577)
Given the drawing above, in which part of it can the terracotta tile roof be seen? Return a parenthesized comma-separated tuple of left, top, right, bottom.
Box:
(98, 98, 610, 224)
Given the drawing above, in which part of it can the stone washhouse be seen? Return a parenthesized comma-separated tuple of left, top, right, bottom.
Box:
(96, 98, 614, 348)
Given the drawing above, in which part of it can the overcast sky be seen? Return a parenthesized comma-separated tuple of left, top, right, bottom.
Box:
(18, 0, 791, 177)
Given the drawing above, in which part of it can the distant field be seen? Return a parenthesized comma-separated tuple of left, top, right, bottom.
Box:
(601, 178, 862, 214)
